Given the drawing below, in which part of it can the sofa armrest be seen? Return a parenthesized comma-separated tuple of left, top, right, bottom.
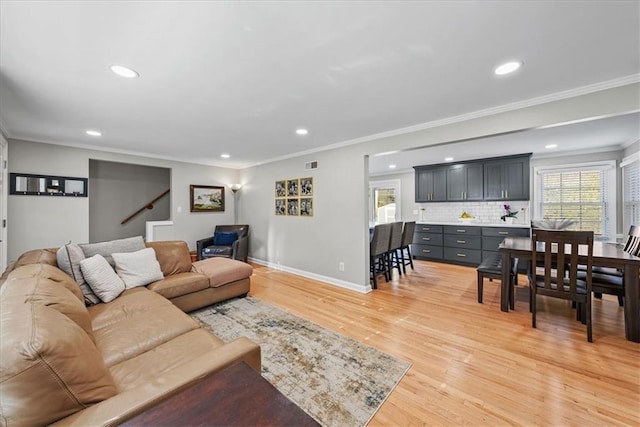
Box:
(52, 337, 261, 426)
(195, 236, 215, 261)
(232, 236, 249, 262)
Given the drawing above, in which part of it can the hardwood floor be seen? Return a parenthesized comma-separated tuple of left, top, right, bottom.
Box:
(249, 260, 640, 426)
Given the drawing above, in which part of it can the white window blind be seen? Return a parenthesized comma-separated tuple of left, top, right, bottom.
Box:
(535, 161, 615, 240)
(622, 152, 640, 231)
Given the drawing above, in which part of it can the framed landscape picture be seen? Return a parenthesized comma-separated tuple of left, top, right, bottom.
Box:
(190, 185, 225, 212)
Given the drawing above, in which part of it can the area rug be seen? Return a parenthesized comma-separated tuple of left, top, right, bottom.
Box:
(191, 296, 410, 427)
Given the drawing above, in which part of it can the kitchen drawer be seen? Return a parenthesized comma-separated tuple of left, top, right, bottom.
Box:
(481, 227, 530, 237)
(444, 247, 482, 264)
(412, 244, 443, 260)
(413, 232, 444, 246)
(443, 225, 481, 236)
(444, 234, 481, 250)
(416, 224, 443, 233)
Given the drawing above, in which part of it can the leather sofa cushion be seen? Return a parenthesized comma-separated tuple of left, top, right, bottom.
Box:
(2, 264, 94, 341)
(93, 300, 200, 367)
(109, 329, 224, 391)
(146, 240, 193, 276)
(0, 248, 58, 285)
(88, 287, 166, 330)
(147, 272, 210, 299)
(1, 291, 116, 426)
(192, 257, 253, 288)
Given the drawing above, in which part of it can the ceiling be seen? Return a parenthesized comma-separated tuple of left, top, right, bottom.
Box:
(369, 111, 640, 175)
(1, 1, 638, 169)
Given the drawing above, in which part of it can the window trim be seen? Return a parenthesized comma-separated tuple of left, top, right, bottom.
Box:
(533, 160, 616, 240)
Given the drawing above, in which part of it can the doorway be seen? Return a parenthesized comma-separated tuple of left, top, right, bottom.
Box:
(369, 179, 401, 224)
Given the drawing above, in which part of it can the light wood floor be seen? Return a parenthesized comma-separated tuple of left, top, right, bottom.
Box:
(249, 260, 639, 426)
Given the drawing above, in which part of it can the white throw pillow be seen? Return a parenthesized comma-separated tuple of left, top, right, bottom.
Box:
(112, 247, 164, 289)
(79, 254, 125, 303)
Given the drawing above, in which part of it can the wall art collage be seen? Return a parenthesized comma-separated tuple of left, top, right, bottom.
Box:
(275, 177, 313, 216)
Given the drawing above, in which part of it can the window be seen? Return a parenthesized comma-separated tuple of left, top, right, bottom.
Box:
(369, 179, 401, 224)
(535, 161, 616, 240)
(621, 152, 640, 232)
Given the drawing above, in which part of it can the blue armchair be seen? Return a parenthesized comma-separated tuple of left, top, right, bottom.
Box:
(196, 224, 249, 262)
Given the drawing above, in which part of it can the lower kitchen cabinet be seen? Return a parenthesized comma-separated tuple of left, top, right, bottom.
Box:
(413, 223, 530, 267)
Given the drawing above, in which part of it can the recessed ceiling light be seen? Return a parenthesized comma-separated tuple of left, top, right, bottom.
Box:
(389, 164, 397, 169)
(545, 144, 558, 149)
(444, 157, 454, 162)
(494, 61, 522, 76)
(220, 153, 231, 159)
(110, 65, 139, 79)
(86, 130, 102, 137)
(296, 128, 309, 136)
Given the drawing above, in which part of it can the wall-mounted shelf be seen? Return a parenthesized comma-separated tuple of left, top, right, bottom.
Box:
(10, 173, 88, 197)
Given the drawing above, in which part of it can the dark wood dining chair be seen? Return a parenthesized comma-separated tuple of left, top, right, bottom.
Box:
(577, 225, 640, 306)
(399, 221, 416, 274)
(387, 222, 404, 278)
(529, 229, 594, 342)
(370, 223, 392, 289)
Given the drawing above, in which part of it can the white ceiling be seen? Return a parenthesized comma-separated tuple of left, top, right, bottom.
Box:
(1, 1, 639, 169)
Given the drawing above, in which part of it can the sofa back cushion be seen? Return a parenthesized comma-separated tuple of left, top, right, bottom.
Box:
(145, 240, 192, 276)
(0, 248, 58, 286)
(79, 236, 146, 267)
(3, 264, 94, 339)
(57, 242, 101, 305)
(0, 269, 117, 426)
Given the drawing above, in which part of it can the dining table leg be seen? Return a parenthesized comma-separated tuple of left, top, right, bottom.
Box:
(500, 251, 511, 312)
(623, 263, 639, 343)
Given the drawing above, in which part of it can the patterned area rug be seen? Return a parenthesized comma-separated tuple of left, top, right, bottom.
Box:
(191, 296, 410, 427)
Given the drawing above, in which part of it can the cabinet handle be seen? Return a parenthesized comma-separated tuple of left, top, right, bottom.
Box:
(498, 231, 509, 235)
(456, 229, 466, 233)
(501, 190, 504, 198)
(457, 253, 466, 257)
(422, 249, 431, 253)
(422, 237, 430, 241)
(422, 227, 430, 231)
(505, 190, 508, 198)
(457, 240, 466, 244)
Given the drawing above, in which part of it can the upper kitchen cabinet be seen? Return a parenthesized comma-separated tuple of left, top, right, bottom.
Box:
(414, 166, 447, 202)
(446, 162, 483, 201)
(483, 154, 531, 201)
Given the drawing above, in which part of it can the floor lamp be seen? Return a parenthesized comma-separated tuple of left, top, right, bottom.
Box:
(230, 184, 242, 224)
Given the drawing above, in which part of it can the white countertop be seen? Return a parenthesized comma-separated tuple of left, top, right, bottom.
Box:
(416, 221, 530, 228)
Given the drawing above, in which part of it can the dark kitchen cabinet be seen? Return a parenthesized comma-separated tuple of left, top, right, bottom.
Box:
(446, 163, 483, 201)
(483, 155, 530, 201)
(414, 167, 447, 202)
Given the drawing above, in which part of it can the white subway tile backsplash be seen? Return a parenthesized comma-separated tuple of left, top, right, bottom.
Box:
(416, 201, 530, 225)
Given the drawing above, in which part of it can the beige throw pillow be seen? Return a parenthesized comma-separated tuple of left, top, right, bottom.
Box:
(112, 247, 164, 289)
(79, 254, 125, 303)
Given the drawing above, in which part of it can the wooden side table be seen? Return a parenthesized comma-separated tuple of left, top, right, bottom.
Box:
(189, 250, 198, 263)
(120, 362, 319, 426)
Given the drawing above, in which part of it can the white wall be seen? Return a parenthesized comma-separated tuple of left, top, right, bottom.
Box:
(7, 139, 239, 261)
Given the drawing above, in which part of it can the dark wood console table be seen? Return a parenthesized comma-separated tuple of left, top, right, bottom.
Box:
(120, 361, 319, 426)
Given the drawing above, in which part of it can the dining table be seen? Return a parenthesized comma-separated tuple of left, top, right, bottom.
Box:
(499, 236, 640, 343)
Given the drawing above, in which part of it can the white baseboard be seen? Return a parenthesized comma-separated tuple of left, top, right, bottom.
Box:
(248, 257, 372, 294)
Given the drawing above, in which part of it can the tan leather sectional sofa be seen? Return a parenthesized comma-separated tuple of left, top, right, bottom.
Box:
(0, 240, 260, 426)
